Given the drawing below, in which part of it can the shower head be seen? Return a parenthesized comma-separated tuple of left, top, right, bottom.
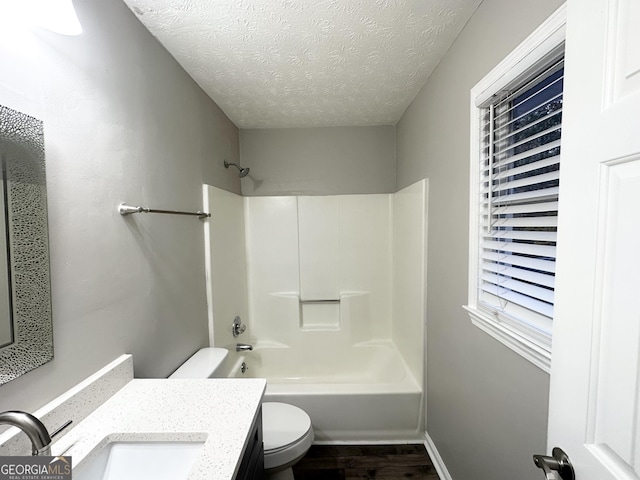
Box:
(224, 160, 250, 178)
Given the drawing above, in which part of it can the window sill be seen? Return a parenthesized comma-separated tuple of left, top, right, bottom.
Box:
(463, 306, 551, 374)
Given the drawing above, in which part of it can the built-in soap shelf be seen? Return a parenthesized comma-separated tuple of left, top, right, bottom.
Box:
(299, 299, 340, 304)
(268, 291, 372, 339)
(299, 298, 341, 331)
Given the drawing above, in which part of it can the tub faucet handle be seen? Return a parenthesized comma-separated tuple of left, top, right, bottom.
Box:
(232, 316, 247, 337)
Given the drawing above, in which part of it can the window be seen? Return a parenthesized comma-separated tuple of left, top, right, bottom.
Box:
(465, 5, 566, 372)
(480, 63, 563, 342)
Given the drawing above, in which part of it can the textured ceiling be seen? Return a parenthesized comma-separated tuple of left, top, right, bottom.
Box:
(122, 0, 481, 128)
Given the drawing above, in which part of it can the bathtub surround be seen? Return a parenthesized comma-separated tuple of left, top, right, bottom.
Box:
(246, 182, 426, 384)
(298, 196, 340, 304)
(0, 0, 239, 413)
(206, 181, 426, 441)
(391, 180, 427, 387)
(203, 186, 249, 349)
(207, 182, 426, 358)
(245, 194, 392, 345)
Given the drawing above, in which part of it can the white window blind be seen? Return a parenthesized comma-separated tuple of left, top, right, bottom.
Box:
(477, 58, 564, 336)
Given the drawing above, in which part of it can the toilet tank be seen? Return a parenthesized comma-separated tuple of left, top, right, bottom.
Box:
(169, 348, 229, 379)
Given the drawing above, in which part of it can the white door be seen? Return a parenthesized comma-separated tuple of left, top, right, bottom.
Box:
(545, 0, 640, 479)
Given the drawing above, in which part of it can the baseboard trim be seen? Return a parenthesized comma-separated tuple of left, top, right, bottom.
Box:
(424, 432, 453, 480)
(313, 438, 422, 446)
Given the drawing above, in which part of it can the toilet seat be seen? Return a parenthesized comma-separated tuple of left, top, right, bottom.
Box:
(262, 402, 314, 471)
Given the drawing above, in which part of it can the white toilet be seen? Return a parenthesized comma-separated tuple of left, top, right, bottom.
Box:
(170, 348, 314, 480)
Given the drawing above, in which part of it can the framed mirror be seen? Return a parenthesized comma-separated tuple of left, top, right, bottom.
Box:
(0, 104, 53, 385)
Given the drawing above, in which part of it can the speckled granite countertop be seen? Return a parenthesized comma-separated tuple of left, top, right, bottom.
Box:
(52, 378, 266, 480)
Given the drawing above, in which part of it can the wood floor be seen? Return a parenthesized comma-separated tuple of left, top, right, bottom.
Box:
(292, 444, 440, 480)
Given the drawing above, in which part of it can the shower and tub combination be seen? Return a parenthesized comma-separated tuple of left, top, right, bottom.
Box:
(203, 179, 427, 442)
(225, 341, 422, 442)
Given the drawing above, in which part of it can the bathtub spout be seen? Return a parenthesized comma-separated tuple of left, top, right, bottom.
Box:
(236, 343, 253, 352)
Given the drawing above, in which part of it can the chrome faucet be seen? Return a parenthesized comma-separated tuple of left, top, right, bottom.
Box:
(236, 343, 254, 352)
(0, 411, 51, 456)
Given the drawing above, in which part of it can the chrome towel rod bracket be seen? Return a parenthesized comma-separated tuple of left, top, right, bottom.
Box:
(118, 203, 211, 219)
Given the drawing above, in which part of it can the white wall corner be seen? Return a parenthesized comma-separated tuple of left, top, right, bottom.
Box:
(424, 432, 454, 480)
(202, 184, 215, 347)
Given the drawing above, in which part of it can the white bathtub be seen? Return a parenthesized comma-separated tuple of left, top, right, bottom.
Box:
(224, 341, 424, 443)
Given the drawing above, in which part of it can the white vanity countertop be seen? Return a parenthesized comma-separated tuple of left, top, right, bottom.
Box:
(52, 378, 266, 480)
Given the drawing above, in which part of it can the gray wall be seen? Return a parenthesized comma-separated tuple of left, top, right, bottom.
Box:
(396, 0, 563, 479)
(0, 0, 239, 413)
(239, 126, 396, 195)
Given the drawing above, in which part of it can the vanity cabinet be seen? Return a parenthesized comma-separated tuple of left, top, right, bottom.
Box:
(235, 407, 264, 480)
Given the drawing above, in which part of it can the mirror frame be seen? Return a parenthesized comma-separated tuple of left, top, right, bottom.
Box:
(0, 104, 53, 385)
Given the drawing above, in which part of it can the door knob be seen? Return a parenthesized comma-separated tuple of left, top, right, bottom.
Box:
(533, 447, 575, 480)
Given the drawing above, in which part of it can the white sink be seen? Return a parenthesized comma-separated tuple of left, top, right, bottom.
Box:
(73, 440, 205, 480)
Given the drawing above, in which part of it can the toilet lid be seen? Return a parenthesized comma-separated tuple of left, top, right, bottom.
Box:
(262, 402, 312, 452)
